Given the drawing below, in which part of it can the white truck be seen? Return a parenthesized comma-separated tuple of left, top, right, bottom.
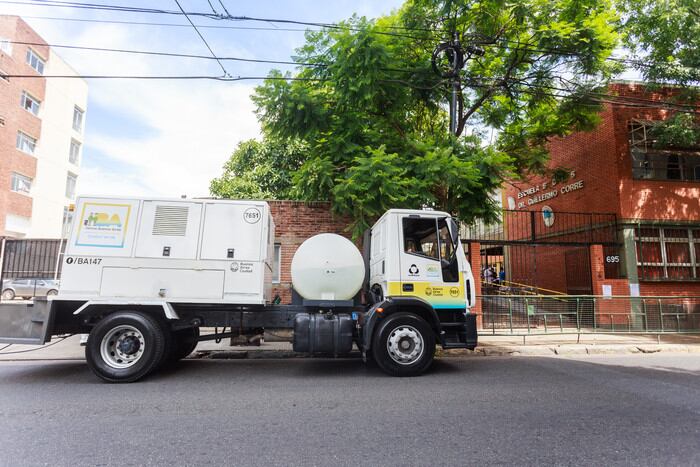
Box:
(0, 196, 478, 382)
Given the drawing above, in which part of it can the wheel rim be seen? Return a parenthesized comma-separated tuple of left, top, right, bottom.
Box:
(2, 290, 13, 300)
(386, 324, 424, 365)
(100, 325, 146, 369)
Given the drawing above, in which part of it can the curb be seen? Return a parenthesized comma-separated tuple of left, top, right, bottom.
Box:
(441, 343, 700, 358)
(2, 345, 699, 362)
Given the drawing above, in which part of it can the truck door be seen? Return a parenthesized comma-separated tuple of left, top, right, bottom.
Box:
(399, 216, 463, 309)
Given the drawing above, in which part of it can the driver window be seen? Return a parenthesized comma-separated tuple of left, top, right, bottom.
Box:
(403, 218, 439, 260)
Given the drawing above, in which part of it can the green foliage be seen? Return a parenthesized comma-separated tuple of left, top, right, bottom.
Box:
(210, 139, 306, 200)
(236, 1, 620, 235)
(649, 113, 700, 148)
(617, 0, 700, 145)
(618, 0, 700, 86)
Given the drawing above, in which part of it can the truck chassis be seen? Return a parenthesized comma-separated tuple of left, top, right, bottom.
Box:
(0, 297, 477, 382)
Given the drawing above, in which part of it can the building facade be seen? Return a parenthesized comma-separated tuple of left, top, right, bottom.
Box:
(0, 16, 87, 238)
(500, 82, 700, 297)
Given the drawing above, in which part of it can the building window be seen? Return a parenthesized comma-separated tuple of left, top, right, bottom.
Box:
(0, 38, 11, 55)
(10, 173, 32, 194)
(16, 131, 37, 155)
(20, 91, 40, 116)
(272, 243, 281, 283)
(26, 48, 45, 75)
(72, 106, 84, 132)
(635, 226, 700, 280)
(65, 172, 77, 199)
(69, 139, 81, 164)
(629, 121, 700, 182)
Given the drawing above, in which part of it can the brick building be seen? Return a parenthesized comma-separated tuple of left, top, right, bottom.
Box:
(0, 16, 87, 238)
(497, 82, 700, 298)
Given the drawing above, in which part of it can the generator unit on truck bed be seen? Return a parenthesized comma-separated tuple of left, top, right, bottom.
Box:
(0, 196, 478, 382)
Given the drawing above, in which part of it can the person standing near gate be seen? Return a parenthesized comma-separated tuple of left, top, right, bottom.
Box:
(484, 266, 494, 283)
(499, 268, 506, 284)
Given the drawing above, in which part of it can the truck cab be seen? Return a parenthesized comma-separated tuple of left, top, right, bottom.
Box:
(363, 209, 478, 375)
(368, 209, 475, 310)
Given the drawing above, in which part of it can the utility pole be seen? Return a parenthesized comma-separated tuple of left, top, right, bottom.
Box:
(432, 34, 484, 137)
(449, 33, 461, 136)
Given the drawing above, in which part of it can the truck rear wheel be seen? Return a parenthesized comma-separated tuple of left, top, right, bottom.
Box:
(371, 312, 435, 377)
(86, 312, 166, 383)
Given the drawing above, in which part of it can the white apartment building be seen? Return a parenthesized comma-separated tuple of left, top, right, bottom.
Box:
(29, 52, 87, 238)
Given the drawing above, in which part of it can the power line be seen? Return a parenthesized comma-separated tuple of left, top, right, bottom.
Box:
(3, 69, 697, 113)
(173, 0, 228, 77)
(206, 0, 217, 15)
(2, 73, 329, 81)
(1, 0, 434, 39)
(217, 0, 231, 17)
(19, 15, 313, 31)
(7, 40, 316, 66)
(0, 0, 188, 16)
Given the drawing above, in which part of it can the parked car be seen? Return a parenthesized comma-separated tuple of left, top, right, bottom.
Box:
(1, 278, 60, 300)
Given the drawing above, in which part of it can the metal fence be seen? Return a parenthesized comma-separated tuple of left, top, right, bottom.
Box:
(0, 238, 65, 301)
(461, 210, 619, 245)
(478, 295, 700, 335)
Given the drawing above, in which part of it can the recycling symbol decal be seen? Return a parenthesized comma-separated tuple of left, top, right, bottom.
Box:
(408, 264, 420, 275)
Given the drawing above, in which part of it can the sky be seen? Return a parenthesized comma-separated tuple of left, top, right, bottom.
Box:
(2, 0, 405, 198)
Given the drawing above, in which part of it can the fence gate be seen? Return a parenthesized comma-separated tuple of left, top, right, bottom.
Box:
(0, 238, 65, 286)
(463, 209, 620, 296)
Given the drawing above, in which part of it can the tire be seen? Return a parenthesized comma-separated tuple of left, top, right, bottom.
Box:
(46, 289, 58, 296)
(2, 289, 15, 300)
(167, 327, 200, 363)
(371, 312, 436, 377)
(85, 312, 167, 383)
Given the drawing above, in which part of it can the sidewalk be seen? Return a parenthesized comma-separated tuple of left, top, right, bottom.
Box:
(1, 332, 699, 361)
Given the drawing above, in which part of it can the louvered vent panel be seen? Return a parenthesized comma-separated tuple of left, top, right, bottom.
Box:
(152, 205, 189, 236)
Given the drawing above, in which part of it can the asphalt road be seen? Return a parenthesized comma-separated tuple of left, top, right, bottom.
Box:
(0, 354, 699, 467)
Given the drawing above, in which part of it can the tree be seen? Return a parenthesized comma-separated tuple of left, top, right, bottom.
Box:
(618, 0, 700, 87)
(210, 139, 306, 200)
(248, 0, 619, 236)
(617, 0, 700, 145)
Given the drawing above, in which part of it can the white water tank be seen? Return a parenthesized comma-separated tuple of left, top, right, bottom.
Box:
(291, 233, 365, 301)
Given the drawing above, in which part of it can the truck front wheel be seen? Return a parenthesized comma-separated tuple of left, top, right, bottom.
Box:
(86, 312, 167, 383)
(371, 312, 435, 377)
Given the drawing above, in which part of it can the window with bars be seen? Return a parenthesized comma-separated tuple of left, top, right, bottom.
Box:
(635, 226, 700, 280)
(629, 121, 700, 182)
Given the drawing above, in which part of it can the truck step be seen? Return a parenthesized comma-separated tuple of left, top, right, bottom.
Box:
(440, 321, 467, 327)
